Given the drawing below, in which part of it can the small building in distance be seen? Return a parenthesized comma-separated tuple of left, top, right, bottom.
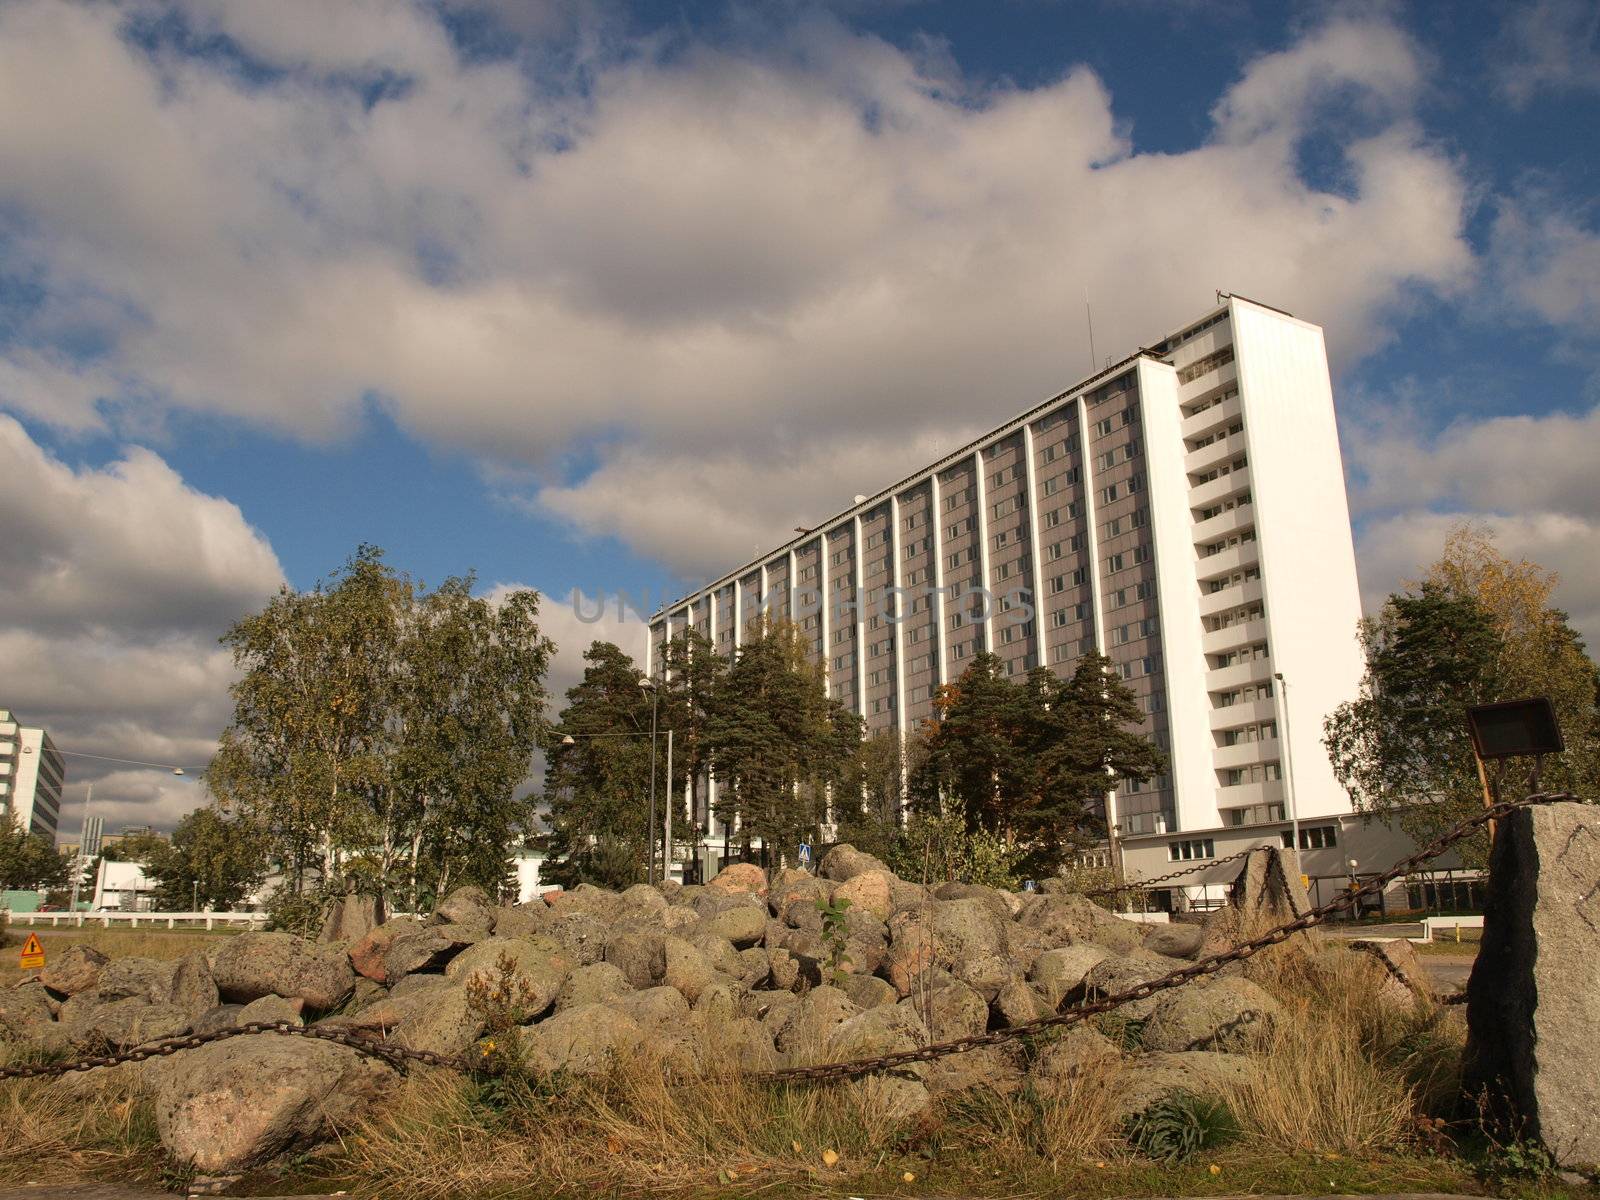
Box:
(0, 708, 65, 841)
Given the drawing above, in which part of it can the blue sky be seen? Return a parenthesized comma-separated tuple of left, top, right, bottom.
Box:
(1, 0, 1596, 830)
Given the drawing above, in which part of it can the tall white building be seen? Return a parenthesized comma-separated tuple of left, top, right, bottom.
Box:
(648, 295, 1366, 866)
(0, 709, 65, 842)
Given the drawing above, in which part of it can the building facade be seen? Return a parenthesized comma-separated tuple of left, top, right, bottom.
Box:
(0, 709, 64, 841)
(648, 296, 1366, 865)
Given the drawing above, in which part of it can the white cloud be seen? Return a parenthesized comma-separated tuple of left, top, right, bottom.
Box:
(0, 3, 1477, 577)
(1350, 402, 1600, 650)
(0, 418, 285, 834)
(1495, 0, 1600, 108)
(1486, 199, 1600, 337)
(484, 581, 648, 705)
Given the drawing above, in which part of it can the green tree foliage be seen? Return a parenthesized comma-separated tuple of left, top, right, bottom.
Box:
(541, 641, 656, 889)
(1325, 524, 1600, 865)
(138, 807, 270, 911)
(919, 651, 1163, 875)
(659, 628, 727, 830)
(706, 618, 861, 857)
(835, 730, 916, 861)
(99, 831, 171, 864)
(207, 545, 555, 908)
(0, 826, 69, 891)
(885, 804, 1024, 889)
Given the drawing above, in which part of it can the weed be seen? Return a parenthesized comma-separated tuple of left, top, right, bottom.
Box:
(1126, 1091, 1239, 1163)
(815, 895, 853, 986)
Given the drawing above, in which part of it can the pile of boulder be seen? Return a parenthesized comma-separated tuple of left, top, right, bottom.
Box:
(1, 845, 1311, 1176)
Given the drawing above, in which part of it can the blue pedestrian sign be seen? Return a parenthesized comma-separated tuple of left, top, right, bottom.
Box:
(797, 842, 813, 868)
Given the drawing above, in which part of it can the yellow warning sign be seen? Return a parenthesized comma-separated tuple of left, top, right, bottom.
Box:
(18, 932, 45, 970)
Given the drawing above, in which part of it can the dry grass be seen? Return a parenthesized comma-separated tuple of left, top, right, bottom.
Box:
(0, 1047, 159, 1185)
(0, 928, 234, 987)
(1229, 943, 1466, 1155)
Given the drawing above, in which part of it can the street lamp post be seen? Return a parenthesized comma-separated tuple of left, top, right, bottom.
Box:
(1346, 857, 1360, 918)
(1272, 672, 1301, 868)
(640, 678, 660, 886)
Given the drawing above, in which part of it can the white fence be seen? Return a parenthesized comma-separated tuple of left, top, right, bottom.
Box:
(1412, 913, 1484, 943)
(8, 910, 269, 931)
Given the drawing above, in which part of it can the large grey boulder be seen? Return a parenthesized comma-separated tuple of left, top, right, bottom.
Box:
(661, 936, 716, 1003)
(1078, 955, 1183, 1020)
(608, 985, 690, 1033)
(436, 885, 494, 925)
(818, 844, 891, 883)
(1465, 801, 1600, 1168)
(317, 893, 383, 944)
(97, 957, 178, 1002)
(380, 928, 453, 982)
(1030, 944, 1112, 1007)
(1142, 922, 1206, 960)
(491, 904, 548, 940)
(391, 985, 484, 1057)
(443, 936, 570, 1018)
(1110, 1051, 1258, 1121)
(700, 905, 766, 948)
(153, 1036, 398, 1173)
(900, 980, 988, 1041)
(925, 1044, 1023, 1096)
(1140, 977, 1280, 1052)
(992, 979, 1053, 1027)
(522, 1003, 643, 1076)
(604, 930, 666, 990)
(0, 982, 56, 1041)
(211, 933, 355, 1011)
(545, 910, 609, 965)
(41, 944, 109, 996)
(825, 1006, 931, 1121)
(1028, 1027, 1120, 1089)
(1015, 894, 1143, 953)
(65, 996, 191, 1050)
(168, 953, 220, 1019)
(883, 898, 1009, 996)
(772, 984, 860, 1058)
(236, 994, 305, 1027)
(555, 962, 633, 1012)
(348, 916, 424, 982)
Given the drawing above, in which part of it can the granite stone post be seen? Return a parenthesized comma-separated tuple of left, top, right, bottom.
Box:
(1463, 800, 1600, 1168)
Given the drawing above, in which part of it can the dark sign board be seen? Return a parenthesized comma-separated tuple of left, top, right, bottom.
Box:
(1466, 697, 1565, 760)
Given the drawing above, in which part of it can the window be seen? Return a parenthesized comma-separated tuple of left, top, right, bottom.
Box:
(1167, 838, 1216, 862)
(903, 511, 922, 531)
(832, 654, 850, 672)
(993, 497, 1019, 520)
(990, 466, 1015, 489)
(1282, 824, 1339, 850)
(1223, 762, 1283, 786)
(1047, 575, 1066, 595)
(1177, 345, 1235, 384)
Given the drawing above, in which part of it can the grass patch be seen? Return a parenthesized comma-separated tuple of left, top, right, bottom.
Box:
(0, 928, 235, 987)
(0, 1045, 161, 1187)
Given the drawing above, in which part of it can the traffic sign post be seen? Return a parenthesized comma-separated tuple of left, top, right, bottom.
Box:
(18, 932, 45, 970)
(797, 842, 813, 870)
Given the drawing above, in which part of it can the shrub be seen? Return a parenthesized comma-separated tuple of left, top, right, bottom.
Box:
(1126, 1091, 1239, 1163)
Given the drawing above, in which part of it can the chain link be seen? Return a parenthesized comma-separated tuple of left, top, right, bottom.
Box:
(0, 1019, 468, 1081)
(0, 792, 1576, 1088)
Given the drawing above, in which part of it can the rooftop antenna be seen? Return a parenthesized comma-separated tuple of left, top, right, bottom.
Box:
(1085, 290, 1097, 375)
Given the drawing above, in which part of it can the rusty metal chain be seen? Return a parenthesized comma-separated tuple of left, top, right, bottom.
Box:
(747, 792, 1580, 1085)
(0, 1019, 468, 1081)
(1, 792, 1576, 1088)
(1084, 843, 1269, 899)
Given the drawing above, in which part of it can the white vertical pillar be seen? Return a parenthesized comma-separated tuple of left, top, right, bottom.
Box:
(645, 618, 655, 678)
(819, 533, 832, 681)
(707, 588, 719, 831)
(971, 449, 995, 650)
(787, 548, 797, 627)
(852, 514, 867, 718)
(1021, 421, 1048, 670)
(930, 473, 948, 686)
(1077, 400, 1108, 653)
(889, 493, 908, 737)
(733, 578, 744, 649)
(759, 563, 770, 633)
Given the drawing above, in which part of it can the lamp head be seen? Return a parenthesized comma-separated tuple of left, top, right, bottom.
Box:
(561, 735, 576, 746)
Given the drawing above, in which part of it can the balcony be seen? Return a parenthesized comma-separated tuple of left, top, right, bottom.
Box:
(1191, 503, 1254, 545)
(1195, 539, 1261, 584)
(1216, 779, 1286, 811)
(1198, 577, 1265, 619)
(1213, 736, 1282, 771)
(1205, 656, 1274, 692)
(1202, 617, 1270, 657)
(1209, 697, 1277, 731)
(1184, 428, 1249, 477)
(1181, 390, 1243, 441)
(1189, 467, 1253, 510)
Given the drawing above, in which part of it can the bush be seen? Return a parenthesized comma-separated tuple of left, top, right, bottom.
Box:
(886, 807, 1023, 889)
(1126, 1091, 1238, 1163)
(264, 882, 331, 937)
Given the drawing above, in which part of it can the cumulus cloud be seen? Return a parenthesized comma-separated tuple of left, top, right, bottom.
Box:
(484, 581, 648, 705)
(0, 2, 1478, 576)
(0, 418, 285, 833)
(1349, 403, 1600, 649)
(1486, 198, 1600, 338)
